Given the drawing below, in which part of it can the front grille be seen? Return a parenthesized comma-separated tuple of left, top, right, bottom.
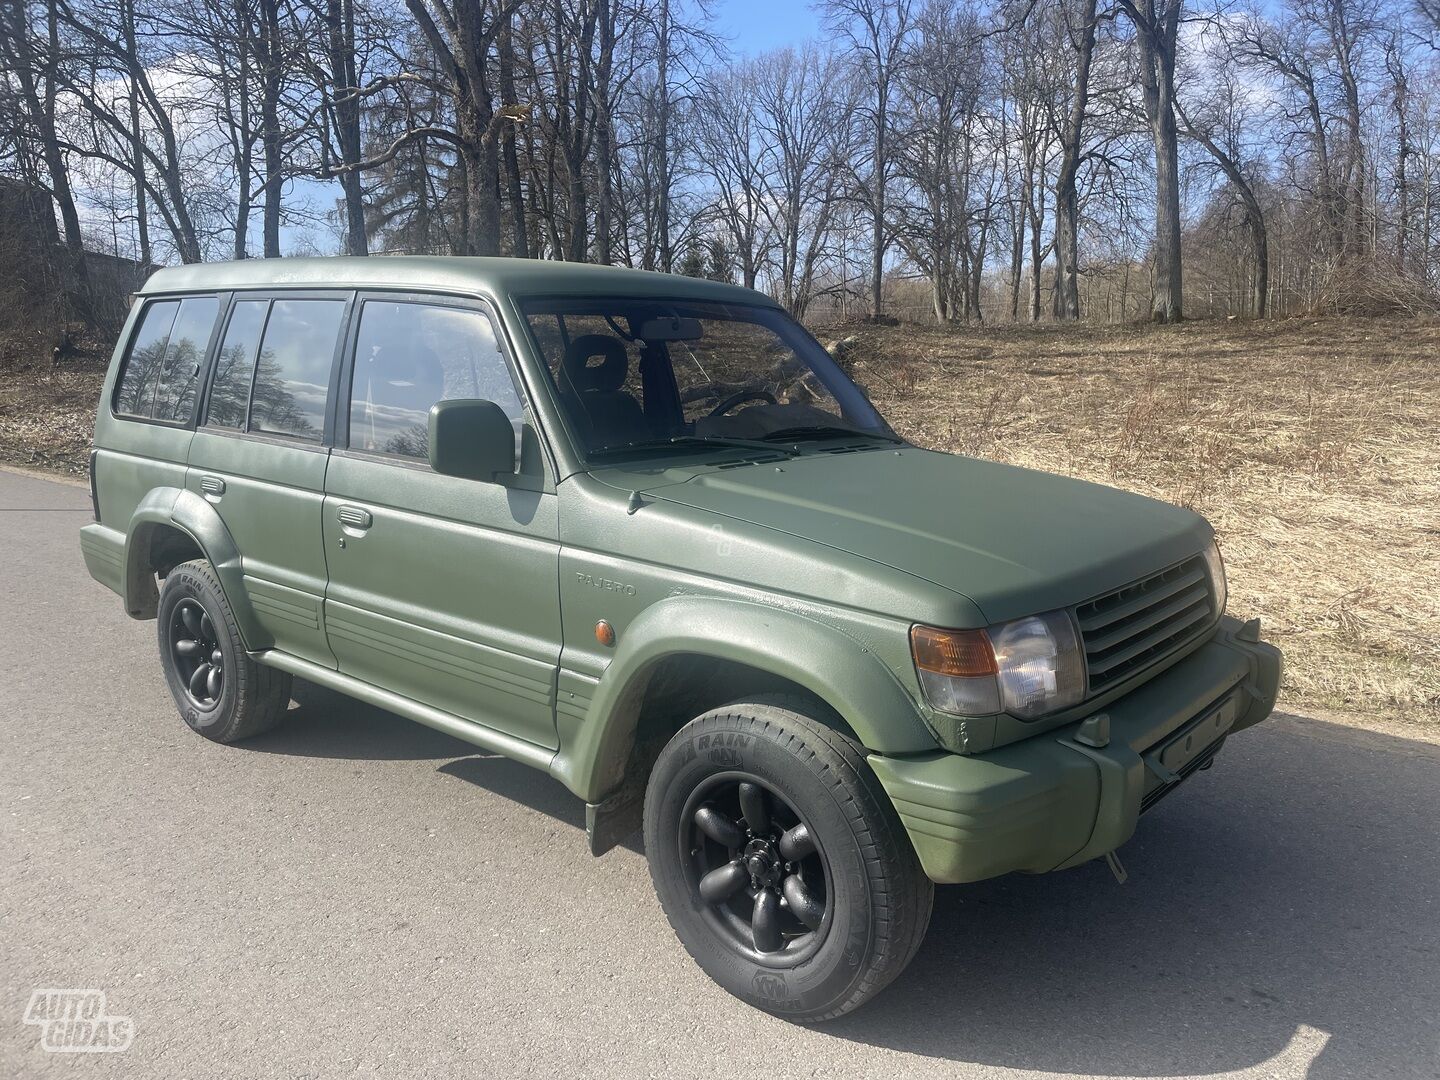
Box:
(1074, 555, 1215, 693)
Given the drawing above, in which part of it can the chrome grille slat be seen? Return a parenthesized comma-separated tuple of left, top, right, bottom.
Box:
(1075, 556, 1216, 692)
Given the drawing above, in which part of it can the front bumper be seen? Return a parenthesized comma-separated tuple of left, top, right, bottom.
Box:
(869, 617, 1282, 884)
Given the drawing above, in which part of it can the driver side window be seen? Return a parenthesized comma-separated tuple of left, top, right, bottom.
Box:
(347, 300, 522, 460)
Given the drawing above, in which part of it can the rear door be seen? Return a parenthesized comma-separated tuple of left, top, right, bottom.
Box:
(188, 291, 352, 667)
(321, 292, 562, 749)
(96, 293, 224, 531)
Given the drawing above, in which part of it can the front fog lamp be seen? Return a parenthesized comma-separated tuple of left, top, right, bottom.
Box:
(912, 611, 1087, 720)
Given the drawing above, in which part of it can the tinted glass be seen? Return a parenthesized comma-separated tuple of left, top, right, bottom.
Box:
(348, 301, 521, 459)
(151, 296, 218, 421)
(113, 301, 178, 417)
(206, 300, 268, 429)
(248, 299, 344, 440)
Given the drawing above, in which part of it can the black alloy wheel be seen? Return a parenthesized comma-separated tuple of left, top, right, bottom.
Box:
(683, 774, 830, 963)
(156, 559, 292, 743)
(644, 700, 934, 1021)
(169, 598, 225, 708)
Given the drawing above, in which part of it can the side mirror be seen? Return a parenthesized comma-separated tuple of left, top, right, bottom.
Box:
(428, 399, 515, 482)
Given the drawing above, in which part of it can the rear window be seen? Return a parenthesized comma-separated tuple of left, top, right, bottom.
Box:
(113, 296, 220, 421)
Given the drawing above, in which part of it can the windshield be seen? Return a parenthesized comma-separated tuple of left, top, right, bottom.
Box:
(520, 297, 893, 459)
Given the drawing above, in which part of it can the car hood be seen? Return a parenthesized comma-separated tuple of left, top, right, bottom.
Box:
(639, 447, 1212, 625)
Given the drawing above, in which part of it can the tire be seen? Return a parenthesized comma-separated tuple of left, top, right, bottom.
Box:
(156, 559, 292, 744)
(643, 697, 933, 1022)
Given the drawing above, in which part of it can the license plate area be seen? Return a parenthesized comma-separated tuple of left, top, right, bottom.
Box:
(1140, 690, 1239, 811)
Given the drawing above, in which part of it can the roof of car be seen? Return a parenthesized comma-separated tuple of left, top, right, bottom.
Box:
(139, 255, 783, 308)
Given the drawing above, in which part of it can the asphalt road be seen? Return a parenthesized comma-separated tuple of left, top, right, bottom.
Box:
(2, 467, 1437, 1080)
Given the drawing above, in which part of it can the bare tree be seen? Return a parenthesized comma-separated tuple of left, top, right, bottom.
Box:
(1052, 0, 1098, 320)
(1116, 0, 1185, 321)
(824, 0, 914, 319)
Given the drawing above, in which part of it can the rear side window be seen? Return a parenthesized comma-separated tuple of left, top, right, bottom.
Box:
(347, 300, 521, 459)
(201, 297, 345, 441)
(249, 299, 345, 441)
(205, 300, 268, 429)
(113, 296, 219, 421)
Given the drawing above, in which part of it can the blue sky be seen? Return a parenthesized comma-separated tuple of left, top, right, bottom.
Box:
(711, 0, 822, 55)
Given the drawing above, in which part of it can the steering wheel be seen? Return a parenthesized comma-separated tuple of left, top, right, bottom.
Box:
(707, 389, 778, 418)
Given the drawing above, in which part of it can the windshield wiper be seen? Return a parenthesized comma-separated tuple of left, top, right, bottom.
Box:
(588, 435, 800, 459)
(758, 425, 905, 444)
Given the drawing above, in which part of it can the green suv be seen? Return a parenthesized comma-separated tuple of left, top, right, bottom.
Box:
(81, 257, 1282, 1021)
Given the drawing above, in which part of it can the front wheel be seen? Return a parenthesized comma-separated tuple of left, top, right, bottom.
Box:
(643, 699, 932, 1022)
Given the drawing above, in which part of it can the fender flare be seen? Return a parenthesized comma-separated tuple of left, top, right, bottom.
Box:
(123, 487, 263, 647)
(549, 595, 937, 802)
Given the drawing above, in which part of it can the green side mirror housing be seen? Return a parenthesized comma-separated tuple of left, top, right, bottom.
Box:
(428, 399, 515, 482)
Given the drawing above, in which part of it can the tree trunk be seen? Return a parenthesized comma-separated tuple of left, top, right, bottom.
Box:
(498, 13, 528, 258)
(870, 81, 887, 319)
(592, 0, 615, 264)
(1, 0, 87, 283)
(1053, 0, 1097, 321)
(327, 0, 367, 255)
(121, 0, 149, 266)
(257, 0, 283, 258)
(1177, 102, 1268, 318)
(655, 0, 672, 272)
(1127, 0, 1184, 323)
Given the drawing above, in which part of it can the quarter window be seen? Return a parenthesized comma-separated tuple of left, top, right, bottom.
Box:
(347, 300, 521, 459)
(113, 297, 219, 421)
(152, 297, 219, 421)
(114, 301, 178, 417)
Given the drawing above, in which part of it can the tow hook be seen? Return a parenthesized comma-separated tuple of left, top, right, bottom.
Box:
(1105, 850, 1129, 885)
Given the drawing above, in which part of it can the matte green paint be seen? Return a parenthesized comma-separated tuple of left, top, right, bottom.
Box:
(869, 618, 1282, 882)
(85, 256, 1284, 883)
(428, 399, 516, 481)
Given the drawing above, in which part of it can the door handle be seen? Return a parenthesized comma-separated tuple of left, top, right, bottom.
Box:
(200, 475, 225, 500)
(337, 505, 373, 531)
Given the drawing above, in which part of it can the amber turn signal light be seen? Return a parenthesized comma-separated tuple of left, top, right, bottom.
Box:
(910, 625, 996, 677)
(595, 619, 616, 647)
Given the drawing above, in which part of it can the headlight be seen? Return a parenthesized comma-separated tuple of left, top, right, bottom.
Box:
(1201, 540, 1228, 615)
(911, 610, 1086, 720)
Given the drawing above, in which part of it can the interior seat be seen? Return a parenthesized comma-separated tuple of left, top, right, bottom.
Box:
(561, 334, 647, 446)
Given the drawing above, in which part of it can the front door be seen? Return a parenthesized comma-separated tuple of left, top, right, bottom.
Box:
(321, 293, 562, 749)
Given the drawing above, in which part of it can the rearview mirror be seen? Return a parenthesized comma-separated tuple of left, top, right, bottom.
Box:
(637, 316, 703, 342)
(428, 399, 515, 482)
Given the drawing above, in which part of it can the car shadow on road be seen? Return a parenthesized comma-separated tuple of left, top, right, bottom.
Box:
(243, 680, 647, 854)
(243, 680, 498, 760)
(241, 689, 1439, 1078)
(824, 717, 1440, 1079)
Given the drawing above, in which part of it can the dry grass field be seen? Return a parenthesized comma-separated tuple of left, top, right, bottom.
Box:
(2, 314, 1435, 728)
(839, 316, 1440, 728)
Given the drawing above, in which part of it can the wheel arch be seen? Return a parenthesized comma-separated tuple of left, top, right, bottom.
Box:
(123, 487, 262, 647)
(550, 596, 937, 803)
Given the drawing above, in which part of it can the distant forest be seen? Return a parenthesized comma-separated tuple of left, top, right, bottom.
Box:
(3, 0, 1440, 325)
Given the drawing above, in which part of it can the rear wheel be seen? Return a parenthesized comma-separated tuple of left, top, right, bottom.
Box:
(644, 698, 932, 1022)
(157, 559, 291, 743)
